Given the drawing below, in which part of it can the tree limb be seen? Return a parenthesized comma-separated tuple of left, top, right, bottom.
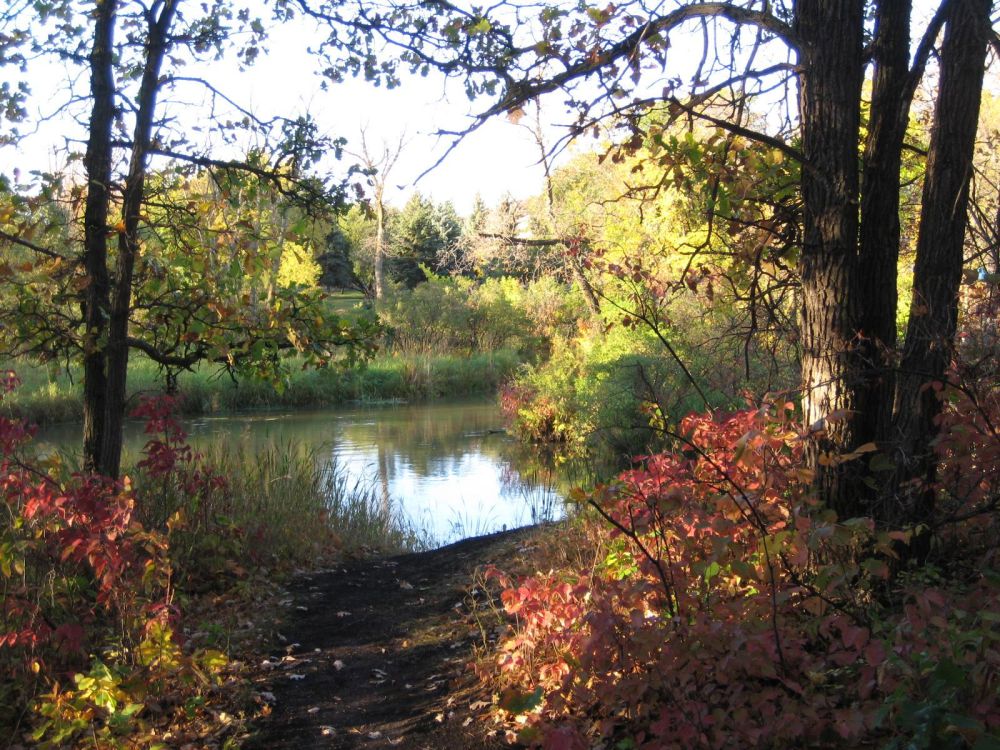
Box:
(0, 229, 67, 261)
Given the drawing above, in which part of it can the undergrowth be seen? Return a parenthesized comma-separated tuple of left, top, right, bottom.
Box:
(481, 384, 1000, 749)
(0, 379, 419, 748)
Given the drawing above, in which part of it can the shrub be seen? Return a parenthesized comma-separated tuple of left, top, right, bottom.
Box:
(503, 321, 734, 459)
(0, 381, 228, 747)
(377, 275, 573, 358)
(485, 394, 1000, 749)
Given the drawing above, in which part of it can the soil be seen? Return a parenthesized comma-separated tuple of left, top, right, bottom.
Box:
(243, 528, 537, 750)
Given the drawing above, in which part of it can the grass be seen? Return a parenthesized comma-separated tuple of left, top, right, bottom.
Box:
(132, 442, 429, 589)
(1, 349, 522, 426)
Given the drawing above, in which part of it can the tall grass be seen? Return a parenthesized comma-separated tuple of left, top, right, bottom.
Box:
(132, 443, 427, 588)
(1, 350, 521, 426)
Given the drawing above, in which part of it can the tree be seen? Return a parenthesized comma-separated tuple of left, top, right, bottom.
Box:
(350, 127, 406, 300)
(0, 1, 372, 477)
(387, 193, 462, 286)
(317, 219, 366, 290)
(298, 0, 994, 522)
(523, 101, 601, 315)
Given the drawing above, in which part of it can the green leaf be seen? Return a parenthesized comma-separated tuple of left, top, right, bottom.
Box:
(468, 18, 491, 34)
(498, 685, 543, 714)
(703, 560, 721, 583)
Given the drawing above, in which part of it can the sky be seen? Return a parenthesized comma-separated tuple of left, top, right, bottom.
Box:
(2, 9, 554, 216)
(4, 1, 950, 217)
(224, 16, 556, 213)
(1, 0, 797, 216)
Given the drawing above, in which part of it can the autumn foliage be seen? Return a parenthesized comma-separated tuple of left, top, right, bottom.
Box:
(487, 385, 1000, 749)
(0, 378, 229, 747)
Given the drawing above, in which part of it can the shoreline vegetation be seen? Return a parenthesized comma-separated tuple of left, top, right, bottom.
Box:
(0, 349, 520, 427)
(0, 388, 434, 747)
(3, 0, 998, 739)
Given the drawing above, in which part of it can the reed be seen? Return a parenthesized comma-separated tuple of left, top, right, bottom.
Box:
(132, 442, 428, 587)
(1, 350, 521, 426)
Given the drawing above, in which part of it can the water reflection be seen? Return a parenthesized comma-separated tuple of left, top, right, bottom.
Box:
(36, 401, 570, 546)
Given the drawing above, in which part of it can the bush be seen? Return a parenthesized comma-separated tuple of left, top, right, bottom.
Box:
(1, 384, 425, 746)
(377, 275, 579, 358)
(0, 381, 227, 748)
(484, 393, 1000, 749)
(503, 320, 735, 460)
(0, 348, 522, 426)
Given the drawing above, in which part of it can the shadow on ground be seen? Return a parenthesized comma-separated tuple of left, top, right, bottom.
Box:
(244, 528, 537, 749)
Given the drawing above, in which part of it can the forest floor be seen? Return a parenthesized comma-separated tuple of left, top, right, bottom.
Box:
(241, 527, 539, 750)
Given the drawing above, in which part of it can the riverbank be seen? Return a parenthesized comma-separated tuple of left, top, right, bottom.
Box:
(0, 420, 432, 748)
(1, 349, 520, 426)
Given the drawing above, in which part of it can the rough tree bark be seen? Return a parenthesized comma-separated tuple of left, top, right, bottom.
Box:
(855, 0, 912, 453)
(92, 0, 178, 478)
(892, 0, 991, 523)
(794, 0, 866, 517)
(80, 0, 117, 474)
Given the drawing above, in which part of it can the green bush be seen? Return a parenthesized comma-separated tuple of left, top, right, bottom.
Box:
(0, 350, 522, 426)
(503, 289, 785, 460)
(377, 275, 584, 359)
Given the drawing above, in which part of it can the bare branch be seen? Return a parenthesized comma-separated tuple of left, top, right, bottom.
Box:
(0, 229, 68, 261)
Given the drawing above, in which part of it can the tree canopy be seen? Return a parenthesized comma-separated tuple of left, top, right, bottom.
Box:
(0, 0, 375, 476)
(297, 0, 997, 526)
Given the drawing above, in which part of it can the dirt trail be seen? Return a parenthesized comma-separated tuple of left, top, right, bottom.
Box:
(244, 528, 534, 749)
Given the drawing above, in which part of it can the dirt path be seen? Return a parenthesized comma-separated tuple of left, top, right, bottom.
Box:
(243, 528, 534, 749)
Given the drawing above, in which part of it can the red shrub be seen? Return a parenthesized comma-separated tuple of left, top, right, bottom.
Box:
(489, 399, 1000, 748)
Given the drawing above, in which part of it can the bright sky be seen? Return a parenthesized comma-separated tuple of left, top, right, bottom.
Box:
(4, 1, 948, 217)
(2, 10, 552, 216)
(239, 63, 553, 214)
(234, 15, 555, 213)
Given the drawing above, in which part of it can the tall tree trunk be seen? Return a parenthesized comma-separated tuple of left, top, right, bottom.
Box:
(892, 0, 991, 524)
(855, 0, 912, 454)
(374, 188, 386, 300)
(101, 0, 177, 478)
(532, 105, 601, 316)
(568, 252, 601, 315)
(81, 0, 117, 474)
(794, 0, 865, 517)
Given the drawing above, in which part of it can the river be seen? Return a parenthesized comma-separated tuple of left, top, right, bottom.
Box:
(34, 400, 569, 546)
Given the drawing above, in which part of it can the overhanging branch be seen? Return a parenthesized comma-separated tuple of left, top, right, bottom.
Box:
(0, 229, 68, 261)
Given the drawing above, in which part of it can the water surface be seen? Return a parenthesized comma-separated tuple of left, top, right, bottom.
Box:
(36, 401, 566, 546)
